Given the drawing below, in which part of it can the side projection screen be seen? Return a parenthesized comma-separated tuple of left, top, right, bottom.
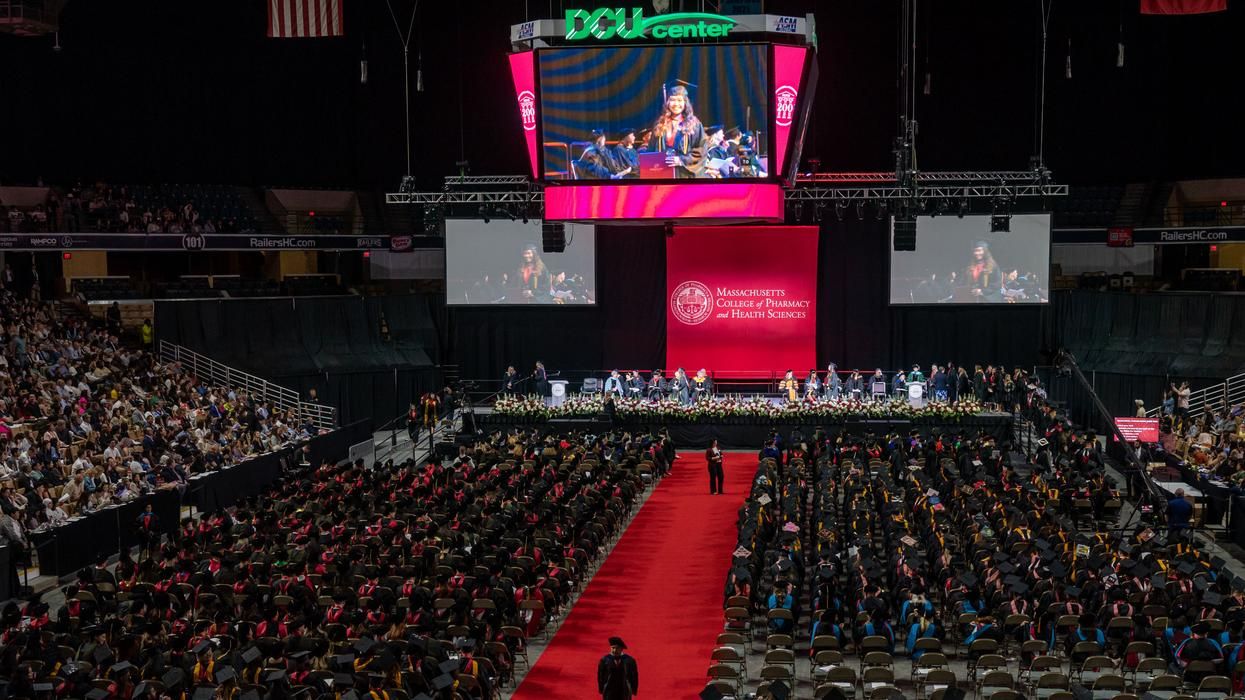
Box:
(890, 214, 1051, 305)
(445, 220, 596, 305)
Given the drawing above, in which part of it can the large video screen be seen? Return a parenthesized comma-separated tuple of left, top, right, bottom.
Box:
(538, 44, 769, 182)
(890, 214, 1051, 304)
(445, 220, 596, 305)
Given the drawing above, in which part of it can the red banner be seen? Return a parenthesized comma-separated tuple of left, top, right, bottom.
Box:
(772, 45, 809, 178)
(666, 226, 818, 374)
(507, 52, 540, 178)
(1140, 0, 1226, 13)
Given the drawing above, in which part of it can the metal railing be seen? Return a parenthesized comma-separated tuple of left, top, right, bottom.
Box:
(1145, 371, 1245, 421)
(158, 341, 336, 431)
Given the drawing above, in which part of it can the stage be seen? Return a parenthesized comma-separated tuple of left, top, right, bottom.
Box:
(476, 410, 1014, 449)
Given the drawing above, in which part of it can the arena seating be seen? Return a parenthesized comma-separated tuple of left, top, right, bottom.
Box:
(0, 429, 655, 700)
(712, 395, 1240, 699)
(0, 286, 315, 527)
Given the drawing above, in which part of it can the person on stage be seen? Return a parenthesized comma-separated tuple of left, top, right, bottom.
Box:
(779, 370, 799, 403)
(646, 85, 705, 179)
(966, 241, 1001, 301)
(647, 369, 667, 400)
(845, 369, 864, 401)
(577, 129, 631, 179)
(518, 245, 550, 301)
(611, 127, 640, 177)
(804, 369, 821, 400)
(603, 369, 625, 396)
(625, 370, 644, 398)
(823, 363, 842, 400)
(706, 439, 725, 494)
(869, 368, 886, 400)
(671, 367, 691, 405)
(692, 368, 713, 402)
(533, 361, 549, 397)
(892, 369, 907, 398)
(502, 365, 520, 393)
(407, 401, 420, 442)
(597, 637, 639, 700)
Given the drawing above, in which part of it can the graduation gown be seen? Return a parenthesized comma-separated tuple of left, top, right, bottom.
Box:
(597, 653, 639, 700)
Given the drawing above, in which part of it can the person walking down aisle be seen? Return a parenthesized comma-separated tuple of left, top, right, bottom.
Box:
(706, 440, 725, 494)
(597, 637, 639, 700)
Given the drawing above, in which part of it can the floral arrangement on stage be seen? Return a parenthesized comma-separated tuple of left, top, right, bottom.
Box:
(491, 394, 985, 423)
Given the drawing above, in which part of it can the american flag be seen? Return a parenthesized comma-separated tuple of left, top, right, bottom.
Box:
(267, 0, 344, 38)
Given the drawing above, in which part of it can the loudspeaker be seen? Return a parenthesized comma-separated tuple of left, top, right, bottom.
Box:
(893, 215, 916, 251)
(542, 222, 566, 253)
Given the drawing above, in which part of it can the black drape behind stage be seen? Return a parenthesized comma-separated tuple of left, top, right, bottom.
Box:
(447, 221, 1047, 382)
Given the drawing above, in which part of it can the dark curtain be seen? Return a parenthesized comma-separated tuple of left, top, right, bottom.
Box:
(819, 219, 1045, 373)
(445, 225, 667, 381)
(446, 220, 1048, 383)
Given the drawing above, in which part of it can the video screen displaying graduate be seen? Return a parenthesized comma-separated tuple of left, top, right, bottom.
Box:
(538, 44, 769, 181)
(445, 220, 597, 305)
(889, 214, 1051, 305)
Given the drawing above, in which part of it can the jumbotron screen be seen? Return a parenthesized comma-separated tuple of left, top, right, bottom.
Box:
(537, 44, 770, 181)
(890, 214, 1051, 305)
(445, 220, 596, 305)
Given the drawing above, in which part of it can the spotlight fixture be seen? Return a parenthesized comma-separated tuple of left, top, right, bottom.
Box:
(506, 205, 517, 221)
(813, 203, 825, 223)
(957, 197, 969, 218)
(936, 199, 950, 217)
(480, 205, 490, 223)
(875, 201, 888, 221)
(855, 201, 865, 221)
(793, 200, 804, 222)
(835, 200, 847, 222)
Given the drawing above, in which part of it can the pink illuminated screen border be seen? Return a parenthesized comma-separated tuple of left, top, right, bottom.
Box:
(508, 52, 540, 179)
(772, 45, 809, 177)
(544, 183, 784, 221)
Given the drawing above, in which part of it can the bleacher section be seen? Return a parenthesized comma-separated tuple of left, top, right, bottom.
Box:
(128, 183, 258, 233)
(1051, 184, 1124, 228)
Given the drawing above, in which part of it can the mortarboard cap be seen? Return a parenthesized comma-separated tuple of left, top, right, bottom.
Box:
(1049, 563, 1068, 578)
(240, 692, 262, 700)
(432, 673, 455, 691)
(353, 637, 376, 655)
(214, 667, 236, 684)
(240, 646, 262, 665)
(87, 691, 111, 700)
(959, 572, 979, 588)
(33, 683, 55, 693)
(1065, 585, 1082, 598)
(162, 669, 186, 689)
(192, 640, 212, 655)
(341, 692, 361, 700)
(1204, 592, 1226, 608)
(110, 661, 134, 675)
(1009, 580, 1031, 596)
(192, 688, 216, 700)
(262, 669, 287, 684)
(412, 695, 434, 700)
(288, 650, 311, 661)
(438, 659, 459, 674)
(333, 674, 356, 688)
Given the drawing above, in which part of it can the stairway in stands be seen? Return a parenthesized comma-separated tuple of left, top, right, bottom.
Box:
(1112, 182, 1151, 228)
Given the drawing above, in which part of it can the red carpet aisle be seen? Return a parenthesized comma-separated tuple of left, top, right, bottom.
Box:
(512, 453, 756, 699)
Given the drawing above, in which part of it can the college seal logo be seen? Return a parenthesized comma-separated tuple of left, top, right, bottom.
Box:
(670, 281, 713, 325)
(517, 90, 537, 131)
(775, 85, 798, 127)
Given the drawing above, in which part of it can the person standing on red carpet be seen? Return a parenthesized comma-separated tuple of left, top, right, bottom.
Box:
(706, 440, 724, 494)
(597, 636, 639, 700)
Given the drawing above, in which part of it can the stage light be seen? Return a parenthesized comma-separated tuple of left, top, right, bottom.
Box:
(855, 201, 865, 221)
(813, 203, 825, 223)
(793, 200, 804, 222)
(990, 214, 1011, 232)
(835, 200, 847, 222)
(935, 199, 950, 217)
(875, 201, 887, 221)
(480, 205, 490, 223)
(958, 197, 969, 218)
(506, 206, 517, 221)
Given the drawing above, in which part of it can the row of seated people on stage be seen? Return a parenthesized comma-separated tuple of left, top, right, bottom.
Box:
(0, 428, 672, 700)
(716, 406, 1241, 698)
(511, 362, 1040, 409)
(0, 282, 316, 538)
